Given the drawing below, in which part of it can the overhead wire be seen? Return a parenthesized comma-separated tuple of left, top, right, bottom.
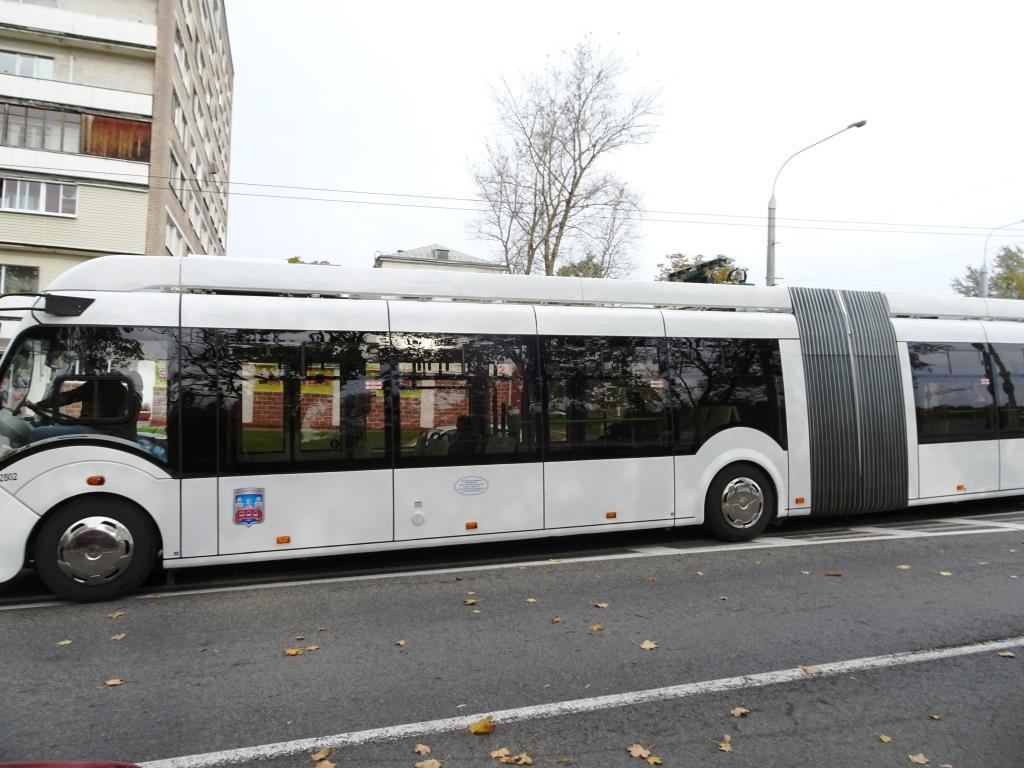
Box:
(2, 159, 1023, 238)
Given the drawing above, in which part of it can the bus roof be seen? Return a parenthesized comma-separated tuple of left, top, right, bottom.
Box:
(43, 255, 1024, 322)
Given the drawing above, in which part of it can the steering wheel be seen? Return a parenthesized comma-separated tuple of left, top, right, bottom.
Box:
(20, 399, 57, 422)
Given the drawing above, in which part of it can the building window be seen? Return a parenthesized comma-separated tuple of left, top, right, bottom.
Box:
(16, 0, 59, 6)
(0, 177, 77, 215)
(0, 50, 54, 80)
(192, 91, 204, 133)
(0, 264, 39, 293)
(172, 90, 185, 141)
(173, 28, 188, 77)
(169, 151, 185, 200)
(165, 214, 188, 258)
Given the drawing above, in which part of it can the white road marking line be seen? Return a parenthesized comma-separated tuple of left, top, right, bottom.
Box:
(946, 517, 1024, 531)
(1, 520, 1019, 611)
(852, 526, 919, 538)
(138, 634, 1024, 768)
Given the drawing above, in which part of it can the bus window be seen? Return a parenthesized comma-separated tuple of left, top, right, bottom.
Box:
(0, 326, 175, 465)
(216, 329, 389, 472)
(989, 344, 1024, 437)
(541, 336, 669, 458)
(392, 333, 540, 465)
(909, 342, 997, 442)
(663, 337, 786, 453)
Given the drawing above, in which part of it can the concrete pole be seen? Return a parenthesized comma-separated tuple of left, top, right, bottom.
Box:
(766, 195, 777, 287)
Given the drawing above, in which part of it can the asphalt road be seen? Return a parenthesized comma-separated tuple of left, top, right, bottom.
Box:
(1, 502, 1022, 767)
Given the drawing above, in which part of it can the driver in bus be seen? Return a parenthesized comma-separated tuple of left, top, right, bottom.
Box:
(29, 364, 143, 442)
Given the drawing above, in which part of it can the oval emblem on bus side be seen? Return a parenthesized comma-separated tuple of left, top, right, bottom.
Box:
(454, 476, 489, 496)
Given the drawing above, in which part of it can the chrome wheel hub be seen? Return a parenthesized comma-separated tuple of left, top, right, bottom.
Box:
(721, 477, 764, 529)
(55, 516, 134, 584)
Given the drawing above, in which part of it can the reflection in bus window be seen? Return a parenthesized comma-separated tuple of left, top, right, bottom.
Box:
(392, 333, 539, 464)
(0, 326, 174, 464)
(909, 342, 996, 442)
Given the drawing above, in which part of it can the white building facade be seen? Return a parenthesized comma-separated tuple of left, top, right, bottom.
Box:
(0, 0, 233, 341)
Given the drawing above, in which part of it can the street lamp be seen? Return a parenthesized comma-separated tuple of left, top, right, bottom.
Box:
(766, 120, 867, 287)
(980, 218, 1024, 298)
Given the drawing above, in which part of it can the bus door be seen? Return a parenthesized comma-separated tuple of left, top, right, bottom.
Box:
(389, 302, 544, 541)
(179, 295, 394, 557)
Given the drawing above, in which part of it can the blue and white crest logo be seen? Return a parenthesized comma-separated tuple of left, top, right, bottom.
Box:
(454, 476, 489, 496)
(233, 488, 265, 527)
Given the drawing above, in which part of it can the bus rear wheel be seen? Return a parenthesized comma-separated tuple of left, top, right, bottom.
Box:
(33, 496, 158, 603)
(704, 463, 774, 542)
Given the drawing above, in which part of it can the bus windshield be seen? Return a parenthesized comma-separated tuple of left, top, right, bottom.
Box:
(0, 325, 175, 464)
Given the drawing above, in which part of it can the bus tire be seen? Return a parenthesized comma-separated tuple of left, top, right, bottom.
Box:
(33, 496, 158, 603)
(703, 462, 774, 542)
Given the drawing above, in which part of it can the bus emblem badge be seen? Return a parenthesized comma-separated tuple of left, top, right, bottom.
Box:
(233, 488, 265, 527)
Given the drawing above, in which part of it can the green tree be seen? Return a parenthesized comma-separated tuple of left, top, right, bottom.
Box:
(654, 253, 745, 283)
(951, 246, 1024, 298)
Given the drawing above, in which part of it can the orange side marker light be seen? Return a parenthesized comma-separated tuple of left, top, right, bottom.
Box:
(276, 535, 291, 545)
(86, 475, 105, 486)
(466, 522, 478, 530)
(795, 496, 805, 505)
(956, 484, 965, 492)
(605, 511, 617, 519)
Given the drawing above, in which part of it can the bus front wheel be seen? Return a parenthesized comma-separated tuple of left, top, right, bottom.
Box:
(33, 496, 158, 603)
(703, 463, 774, 542)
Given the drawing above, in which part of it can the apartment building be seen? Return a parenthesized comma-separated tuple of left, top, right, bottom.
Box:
(0, 0, 233, 338)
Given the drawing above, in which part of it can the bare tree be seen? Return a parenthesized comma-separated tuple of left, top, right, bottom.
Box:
(473, 42, 656, 277)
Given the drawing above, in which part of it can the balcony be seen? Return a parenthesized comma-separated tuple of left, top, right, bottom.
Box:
(0, 72, 151, 117)
(0, 1, 156, 50)
(0, 144, 148, 185)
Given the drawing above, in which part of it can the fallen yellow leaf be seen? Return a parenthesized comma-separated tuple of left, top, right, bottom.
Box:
(646, 576, 658, 582)
(464, 599, 478, 606)
(908, 754, 929, 765)
(939, 764, 953, 768)
(929, 713, 942, 720)
(415, 760, 443, 768)
(414, 743, 431, 755)
(714, 734, 733, 753)
(491, 747, 511, 759)
(310, 747, 331, 761)
(801, 665, 822, 674)
(730, 705, 750, 717)
(318, 625, 328, 631)
(468, 715, 496, 734)
(104, 678, 124, 687)
(466, 591, 476, 596)
(551, 615, 561, 624)
(396, 640, 408, 648)
(897, 565, 911, 571)
(107, 610, 125, 619)
(110, 633, 126, 641)
(589, 623, 604, 632)
(499, 753, 534, 765)
(283, 648, 304, 657)
(695, 571, 705, 576)
(594, 602, 609, 609)
(526, 598, 537, 603)
(316, 761, 335, 768)
(719, 596, 729, 602)
(997, 651, 1015, 658)
(799, 570, 811, 575)
(627, 744, 651, 758)
(472, 609, 482, 614)
(646, 757, 663, 766)
(880, 734, 894, 743)
(639, 640, 658, 650)
(824, 571, 843, 577)
(305, 644, 320, 652)
(56, 639, 72, 646)
(295, 635, 305, 641)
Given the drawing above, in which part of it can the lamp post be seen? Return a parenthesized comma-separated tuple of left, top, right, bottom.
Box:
(980, 218, 1024, 298)
(766, 120, 867, 287)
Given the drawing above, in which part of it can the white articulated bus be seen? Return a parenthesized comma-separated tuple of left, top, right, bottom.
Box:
(0, 255, 1022, 602)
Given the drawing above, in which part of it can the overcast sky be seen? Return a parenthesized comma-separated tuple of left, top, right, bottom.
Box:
(222, 0, 1023, 294)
